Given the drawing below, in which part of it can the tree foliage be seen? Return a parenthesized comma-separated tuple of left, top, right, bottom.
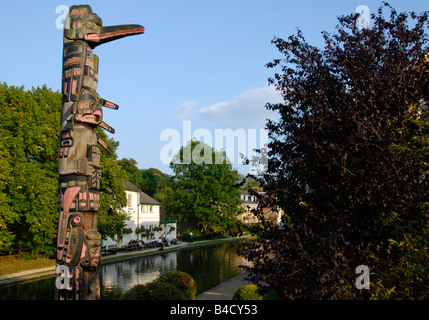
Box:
(240, 3, 429, 299)
(118, 157, 172, 199)
(130, 168, 158, 197)
(117, 157, 139, 178)
(165, 140, 243, 233)
(0, 83, 128, 255)
(96, 128, 128, 241)
(0, 84, 60, 254)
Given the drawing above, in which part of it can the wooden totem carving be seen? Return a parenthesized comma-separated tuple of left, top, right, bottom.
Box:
(55, 5, 144, 300)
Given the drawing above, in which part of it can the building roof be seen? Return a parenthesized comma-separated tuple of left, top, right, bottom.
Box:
(122, 181, 161, 205)
(240, 190, 258, 205)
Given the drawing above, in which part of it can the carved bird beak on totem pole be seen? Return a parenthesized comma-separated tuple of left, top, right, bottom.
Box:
(56, 5, 144, 300)
(60, 5, 145, 148)
(64, 5, 145, 49)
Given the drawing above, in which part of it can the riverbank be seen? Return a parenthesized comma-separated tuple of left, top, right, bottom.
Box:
(195, 272, 251, 300)
(0, 236, 252, 288)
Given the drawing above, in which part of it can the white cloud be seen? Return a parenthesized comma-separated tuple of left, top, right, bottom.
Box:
(198, 86, 282, 129)
(175, 100, 197, 121)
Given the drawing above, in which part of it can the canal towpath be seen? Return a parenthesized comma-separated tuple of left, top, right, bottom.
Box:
(0, 236, 253, 299)
(195, 272, 251, 300)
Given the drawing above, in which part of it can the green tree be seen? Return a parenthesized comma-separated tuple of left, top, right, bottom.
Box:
(0, 83, 129, 254)
(165, 140, 243, 233)
(148, 168, 171, 197)
(0, 137, 14, 250)
(118, 157, 139, 179)
(240, 4, 428, 299)
(96, 128, 128, 241)
(130, 169, 158, 197)
(0, 83, 60, 254)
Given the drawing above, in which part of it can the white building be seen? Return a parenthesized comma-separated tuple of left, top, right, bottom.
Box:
(102, 181, 176, 247)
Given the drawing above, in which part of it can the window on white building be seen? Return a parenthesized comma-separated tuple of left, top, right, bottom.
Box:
(127, 194, 132, 207)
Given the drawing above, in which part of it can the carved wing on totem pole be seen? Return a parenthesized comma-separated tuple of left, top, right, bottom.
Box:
(55, 5, 144, 300)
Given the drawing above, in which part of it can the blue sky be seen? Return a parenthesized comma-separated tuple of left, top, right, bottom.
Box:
(1, 0, 427, 175)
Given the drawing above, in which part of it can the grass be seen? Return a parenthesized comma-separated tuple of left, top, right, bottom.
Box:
(0, 256, 56, 276)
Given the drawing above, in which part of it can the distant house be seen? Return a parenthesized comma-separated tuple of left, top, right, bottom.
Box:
(239, 190, 283, 225)
(122, 181, 161, 227)
(102, 181, 176, 247)
(239, 191, 259, 224)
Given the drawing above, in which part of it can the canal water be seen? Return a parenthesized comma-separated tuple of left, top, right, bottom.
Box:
(0, 241, 248, 300)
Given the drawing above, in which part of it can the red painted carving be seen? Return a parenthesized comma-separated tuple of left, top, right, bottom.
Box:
(55, 5, 144, 300)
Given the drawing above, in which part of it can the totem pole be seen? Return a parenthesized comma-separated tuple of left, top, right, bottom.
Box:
(55, 5, 144, 300)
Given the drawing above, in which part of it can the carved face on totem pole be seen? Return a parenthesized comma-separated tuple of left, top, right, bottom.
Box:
(55, 5, 144, 300)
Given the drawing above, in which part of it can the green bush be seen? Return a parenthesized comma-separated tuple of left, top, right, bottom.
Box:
(233, 285, 263, 300)
(121, 281, 185, 300)
(263, 290, 280, 300)
(157, 271, 197, 300)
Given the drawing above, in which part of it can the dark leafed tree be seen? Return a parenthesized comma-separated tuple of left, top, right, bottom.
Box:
(240, 3, 428, 299)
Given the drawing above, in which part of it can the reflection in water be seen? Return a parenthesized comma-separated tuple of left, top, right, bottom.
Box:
(0, 241, 248, 300)
(100, 249, 179, 299)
